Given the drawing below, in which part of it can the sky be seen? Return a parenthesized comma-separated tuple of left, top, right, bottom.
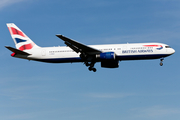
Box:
(0, 0, 180, 120)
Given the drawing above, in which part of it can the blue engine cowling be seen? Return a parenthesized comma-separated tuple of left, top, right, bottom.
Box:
(96, 52, 116, 60)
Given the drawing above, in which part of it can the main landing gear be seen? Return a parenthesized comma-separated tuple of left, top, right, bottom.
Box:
(80, 53, 97, 72)
(85, 61, 97, 72)
(160, 58, 164, 66)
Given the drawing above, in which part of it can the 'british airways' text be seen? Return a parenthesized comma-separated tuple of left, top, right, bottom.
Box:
(122, 50, 153, 54)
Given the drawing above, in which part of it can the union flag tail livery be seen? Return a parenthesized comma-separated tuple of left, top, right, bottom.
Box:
(5, 23, 175, 72)
(7, 23, 40, 51)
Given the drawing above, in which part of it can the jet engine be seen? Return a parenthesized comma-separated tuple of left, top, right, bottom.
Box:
(96, 52, 119, 68)
(101, 60, 119, 68)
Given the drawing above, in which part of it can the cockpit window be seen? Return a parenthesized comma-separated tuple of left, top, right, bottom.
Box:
(165, 46, 171, 48)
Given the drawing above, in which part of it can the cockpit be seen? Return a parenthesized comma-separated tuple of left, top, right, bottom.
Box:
(165, 46, 171, 48)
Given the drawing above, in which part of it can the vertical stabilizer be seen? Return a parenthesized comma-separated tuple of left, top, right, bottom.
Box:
(7, 23, 40, 51)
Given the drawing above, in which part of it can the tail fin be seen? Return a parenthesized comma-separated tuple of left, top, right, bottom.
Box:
(7, 23, 40, 51)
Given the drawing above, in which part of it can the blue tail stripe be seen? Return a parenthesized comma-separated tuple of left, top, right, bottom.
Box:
(15, 38, 27, 44)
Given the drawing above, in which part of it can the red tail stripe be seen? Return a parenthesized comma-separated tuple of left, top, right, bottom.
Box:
(8, 27, 26, 37)
(19, 43, 34, 51)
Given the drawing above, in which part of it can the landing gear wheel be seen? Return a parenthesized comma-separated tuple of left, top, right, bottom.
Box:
(92, 68, 97, 72)
(88, 67, 92, 71)
(88, 67, 97, 72)
(85, 59, 96, 72)
(160, 58, 164, 66)
(160, 62, 163, 66)
(85, 62, 90, 67)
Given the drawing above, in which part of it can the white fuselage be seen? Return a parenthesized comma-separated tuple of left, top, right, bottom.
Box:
(17, 42, 175, 63)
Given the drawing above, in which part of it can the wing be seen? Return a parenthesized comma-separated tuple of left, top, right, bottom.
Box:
(56, 35, 101, 55)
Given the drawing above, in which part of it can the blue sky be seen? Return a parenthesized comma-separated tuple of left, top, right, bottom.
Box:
(0, 0, 180, 120)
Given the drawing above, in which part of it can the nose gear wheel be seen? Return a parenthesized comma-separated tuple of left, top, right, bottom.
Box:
(160, 58, 164, 66)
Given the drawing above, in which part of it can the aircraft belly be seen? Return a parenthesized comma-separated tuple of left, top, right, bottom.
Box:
(117, 54, 170, 60)
(32, 57, 83, 63)
(28, 52, 82, 63)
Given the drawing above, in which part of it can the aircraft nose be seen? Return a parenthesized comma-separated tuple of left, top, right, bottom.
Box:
(171, 48, 175, 54)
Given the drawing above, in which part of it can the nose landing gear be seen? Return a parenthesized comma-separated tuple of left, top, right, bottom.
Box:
(160, 58, 164, 66)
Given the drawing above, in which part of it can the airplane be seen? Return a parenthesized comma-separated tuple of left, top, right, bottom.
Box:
(5, 23, 175, 72)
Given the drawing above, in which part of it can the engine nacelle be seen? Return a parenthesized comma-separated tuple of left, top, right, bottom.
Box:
(96, 52, 116, 60)
(101, 60, 119, 68)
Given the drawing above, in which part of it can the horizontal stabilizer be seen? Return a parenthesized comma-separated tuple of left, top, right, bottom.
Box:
(5, 46, 31, 55)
